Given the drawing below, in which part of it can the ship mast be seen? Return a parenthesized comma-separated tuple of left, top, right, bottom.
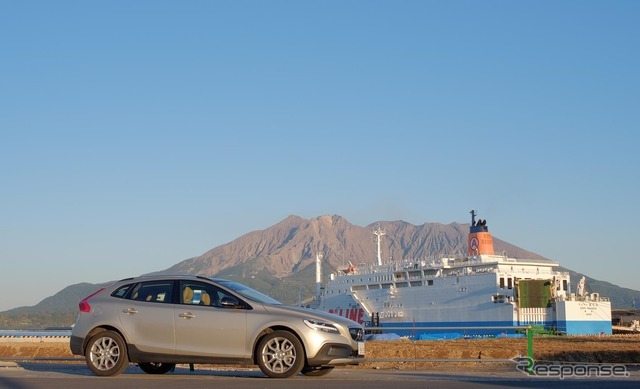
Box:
(315, 252, 323, 303)
(374, 226, 386, 266)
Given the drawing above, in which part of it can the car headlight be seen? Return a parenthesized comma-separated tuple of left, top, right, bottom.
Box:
(304, 319, 339, 334)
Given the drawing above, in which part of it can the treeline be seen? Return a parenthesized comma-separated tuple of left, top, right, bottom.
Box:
(0, 312, 78, 330)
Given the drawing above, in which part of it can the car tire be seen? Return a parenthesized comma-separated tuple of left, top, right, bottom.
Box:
(85, 330, 129, 376)
(138, 362, 176, 374)
(256, 330, 305, 378)
(301, 366, 334, 376)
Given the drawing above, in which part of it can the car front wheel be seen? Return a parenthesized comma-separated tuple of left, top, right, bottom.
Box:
(256, 331, 305, 378)
(85, 330, 129, 376)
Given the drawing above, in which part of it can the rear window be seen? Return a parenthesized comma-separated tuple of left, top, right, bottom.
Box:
(111, 284, 134, 299)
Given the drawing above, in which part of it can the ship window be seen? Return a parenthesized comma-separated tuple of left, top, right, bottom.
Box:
(507, 278, 513, 289)
(427, 280, 433, 286)
(563, 280, 568, 291)
(500, 277, 505, 289)
(396, 282, 408, 288)
(410, 281, 422, 287)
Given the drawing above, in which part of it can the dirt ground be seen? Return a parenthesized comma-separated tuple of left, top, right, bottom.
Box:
(1, 335, 639, 369)
(362, 335, 640, 369)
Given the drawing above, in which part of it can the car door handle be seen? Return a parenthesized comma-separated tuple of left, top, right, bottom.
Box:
(122, 308, 138, 315)
(179, 312, 196, 319)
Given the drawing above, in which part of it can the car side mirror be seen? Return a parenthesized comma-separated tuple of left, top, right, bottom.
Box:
(220, 296, 240, 308)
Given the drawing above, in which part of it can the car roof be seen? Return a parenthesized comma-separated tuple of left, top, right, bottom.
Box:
(116, 274, 222, 283)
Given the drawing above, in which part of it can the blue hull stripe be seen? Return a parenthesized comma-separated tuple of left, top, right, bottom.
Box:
(557, 320, 612, 335)
(368, 320, 611, 338)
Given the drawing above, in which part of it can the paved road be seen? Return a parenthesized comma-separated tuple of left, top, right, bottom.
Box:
(0, 362, 638, 389)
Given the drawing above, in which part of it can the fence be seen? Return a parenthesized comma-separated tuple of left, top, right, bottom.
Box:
(362, 325, 534, 367)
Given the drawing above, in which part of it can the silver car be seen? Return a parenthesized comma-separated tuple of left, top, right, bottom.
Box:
(70, 275, 364, 378)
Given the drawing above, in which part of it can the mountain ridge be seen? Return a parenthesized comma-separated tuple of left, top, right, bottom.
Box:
(2, 214, 638, 328)
(156, 214, 549, 281)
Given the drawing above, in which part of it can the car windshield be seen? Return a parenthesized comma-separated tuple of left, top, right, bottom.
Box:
(217, 280, 282, 305)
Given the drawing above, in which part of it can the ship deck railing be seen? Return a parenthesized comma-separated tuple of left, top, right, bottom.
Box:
(343, 258, 566, 278)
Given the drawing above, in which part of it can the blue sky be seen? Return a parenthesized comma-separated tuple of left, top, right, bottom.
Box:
(1, 1, 639, 311)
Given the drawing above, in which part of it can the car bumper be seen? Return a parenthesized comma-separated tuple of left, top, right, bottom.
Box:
(69, 335, 84, 356)
(306, 343, 364, 367)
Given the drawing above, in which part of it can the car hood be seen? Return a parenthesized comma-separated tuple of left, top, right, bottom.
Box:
(262, 304, 361, 327)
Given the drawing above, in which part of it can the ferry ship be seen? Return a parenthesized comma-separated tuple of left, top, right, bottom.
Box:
(316, 211, 612, 337)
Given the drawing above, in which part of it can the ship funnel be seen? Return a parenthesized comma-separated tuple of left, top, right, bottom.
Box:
(468, 210, 495, 255)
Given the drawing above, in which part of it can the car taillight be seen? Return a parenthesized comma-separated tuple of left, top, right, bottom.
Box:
(78, 288, 105, 313)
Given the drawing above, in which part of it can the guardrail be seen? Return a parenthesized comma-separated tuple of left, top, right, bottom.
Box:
(0, 331, 71, 341)
(0, 335, 70, 343)
(362, 325, 534, 368)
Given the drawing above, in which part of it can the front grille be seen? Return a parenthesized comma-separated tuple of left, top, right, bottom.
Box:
(349, 327, 364, 341)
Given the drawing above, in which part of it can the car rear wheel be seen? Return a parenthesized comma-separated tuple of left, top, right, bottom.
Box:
(85, 330, 129, 376)
(256, 331, 304, 378)
(138, 362, 176, 374)
(301, 366, 334, 376)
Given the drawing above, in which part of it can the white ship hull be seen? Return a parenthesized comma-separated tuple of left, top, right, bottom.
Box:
(318, 257, 612, 337)
(556, 299, 612, 335)
(316, 213, 612, 337)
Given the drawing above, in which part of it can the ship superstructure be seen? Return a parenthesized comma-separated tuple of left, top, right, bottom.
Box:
(317, 211, 612, 337)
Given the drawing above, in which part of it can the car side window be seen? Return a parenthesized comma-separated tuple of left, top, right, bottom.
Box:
(111, 284, 134, 299)
(128, 281, 174, 303)
(180, 281, 236, 308)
